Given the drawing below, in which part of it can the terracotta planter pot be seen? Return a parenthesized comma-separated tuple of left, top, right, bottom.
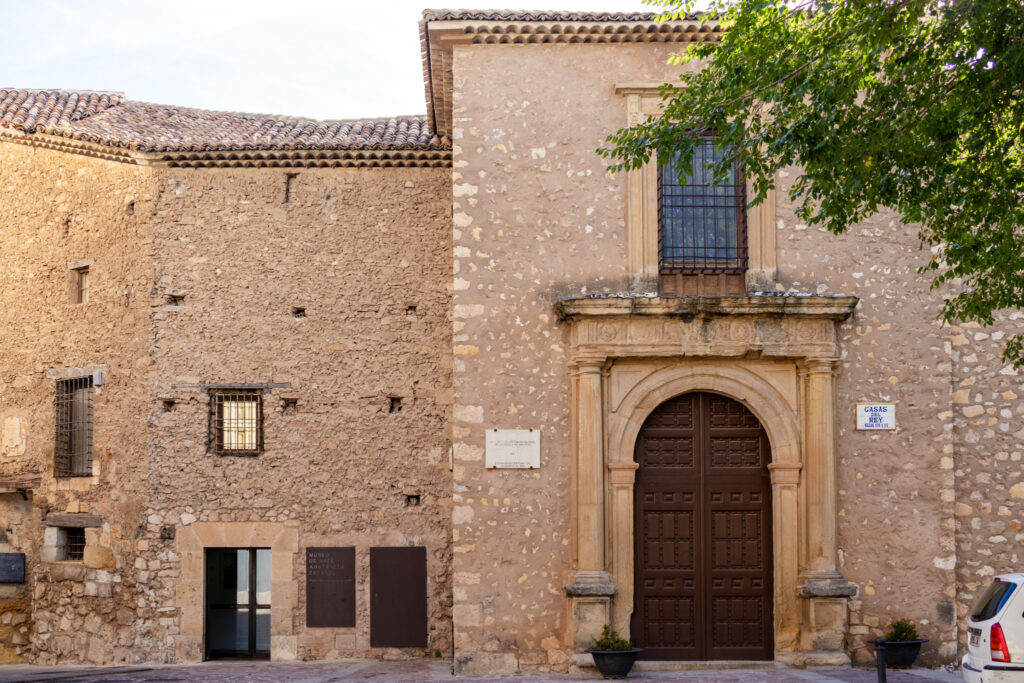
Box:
(585, 648, 643, 679)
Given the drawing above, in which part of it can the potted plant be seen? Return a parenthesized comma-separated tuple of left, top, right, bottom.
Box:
(877, 618, 928, 668)
(585, 624, 643, 679)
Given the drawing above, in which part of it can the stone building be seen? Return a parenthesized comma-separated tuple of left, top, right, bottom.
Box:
(0, 8, 1021, 674)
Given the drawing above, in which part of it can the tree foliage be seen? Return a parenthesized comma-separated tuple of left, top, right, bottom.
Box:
(601, 0, 1024, 363)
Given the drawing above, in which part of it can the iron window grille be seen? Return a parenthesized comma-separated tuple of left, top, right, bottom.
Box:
(658, 138, 748, 273)
(61, 527, 86, 561)
(54, 376, 94, 478)
(210, 390, 264, 456)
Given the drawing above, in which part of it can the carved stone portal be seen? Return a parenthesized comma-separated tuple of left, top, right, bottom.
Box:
(558, 294, 858, 665)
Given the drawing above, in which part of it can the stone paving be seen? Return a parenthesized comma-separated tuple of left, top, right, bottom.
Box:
(0, 660, 963, 683)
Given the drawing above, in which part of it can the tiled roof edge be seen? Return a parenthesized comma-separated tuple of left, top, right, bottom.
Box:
(0, 128, 453, 169)
(419, 9, 721, 138)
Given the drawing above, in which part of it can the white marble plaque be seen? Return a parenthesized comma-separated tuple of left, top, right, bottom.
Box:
(856, 403, 896, 430)
(485, 429, 540, 469)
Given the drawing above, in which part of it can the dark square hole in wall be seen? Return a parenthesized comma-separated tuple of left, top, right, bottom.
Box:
(282, 398, 298, 414)
(160, 525, 175, 541)
(388, 397, 403, 414)
(60, 527, 86, 561)
(292, 307, 306, 319)
(166, 294, 185, 305)
(405, 494, 421, 507)
(126, 201, 135, 216)
(406, 305, 417, 315)
(285, 172, 298, 203)
(162, 399, 176, 412)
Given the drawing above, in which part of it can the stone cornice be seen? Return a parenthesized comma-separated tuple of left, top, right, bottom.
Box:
(421, 17, 722, 139)
(557, 294, 859, 362)
(555, 294, 859, 322)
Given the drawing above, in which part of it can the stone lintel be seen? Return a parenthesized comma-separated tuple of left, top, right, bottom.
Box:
(44, 513, 102, 528)
(555, 294, 859, 322)
(565, 582, 617, 597)
(0, 472, 43, 492)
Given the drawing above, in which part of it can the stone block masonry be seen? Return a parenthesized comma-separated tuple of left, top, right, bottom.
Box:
(0, 140, 453, 664)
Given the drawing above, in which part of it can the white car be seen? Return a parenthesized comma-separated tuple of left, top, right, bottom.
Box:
(962, 573, 1024, 682)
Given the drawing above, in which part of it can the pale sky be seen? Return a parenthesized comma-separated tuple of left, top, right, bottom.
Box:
(1, 0, 655, 121)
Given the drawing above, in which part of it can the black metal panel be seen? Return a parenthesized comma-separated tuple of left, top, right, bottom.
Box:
(306, 547, 356, 628)
(369, 546, 428, 648)
(0, 554, 25, 583)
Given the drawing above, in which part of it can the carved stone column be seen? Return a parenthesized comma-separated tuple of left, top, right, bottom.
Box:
(799, 359, 851, 585)
(796, 359, 855, 663)
(566, 358, 615, 649)
(608, 460, 639, 637)
(768, 462, 801, 653)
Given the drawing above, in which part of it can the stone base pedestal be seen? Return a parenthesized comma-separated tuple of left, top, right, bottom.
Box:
(566, 576, 616, 650)
(793, 574, 857, 658)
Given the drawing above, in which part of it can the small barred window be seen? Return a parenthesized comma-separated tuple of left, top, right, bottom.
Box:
(55, 376, 93, 478)
(659, 139, 747, 273)
(210, 390, 263, 455)
(60, 527, 86, 561)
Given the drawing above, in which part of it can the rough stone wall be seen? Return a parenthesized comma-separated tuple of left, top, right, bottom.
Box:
(448, 42, 689, 674)
(772, 186, 959, 663)
(0, 141, 155, 664)
(448, 38, 990, 672)
(949, 312, 1024, 648)
(142, 166, 453, 661)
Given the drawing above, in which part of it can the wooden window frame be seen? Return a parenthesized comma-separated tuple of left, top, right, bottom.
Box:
(67, 260, 91, 305)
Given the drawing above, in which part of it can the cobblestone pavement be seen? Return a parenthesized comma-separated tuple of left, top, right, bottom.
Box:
(0, 661, 963, 683)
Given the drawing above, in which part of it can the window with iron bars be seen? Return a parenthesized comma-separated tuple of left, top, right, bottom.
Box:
(210, 390, 264, 456)
(60, 527, 86, 561)
(658, 139, 747, 274)
(54, 376, 93, 478)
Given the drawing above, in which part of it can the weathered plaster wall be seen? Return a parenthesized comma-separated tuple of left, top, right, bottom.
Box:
(142, 167, 453, 662)
(449, 42, 694, 674)
(773, 180, 959, 663)
(949, 312, 1024, 648)
(449, 38, 990, 671)
(0, 141, 154, 663)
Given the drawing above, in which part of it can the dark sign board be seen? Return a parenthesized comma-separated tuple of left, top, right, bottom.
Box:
(305, 547, 355, 628)
(0, 553, 25, 584)
(369, 546, 427, 648)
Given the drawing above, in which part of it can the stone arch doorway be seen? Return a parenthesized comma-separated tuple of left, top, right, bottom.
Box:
(631, 391, 774, 661)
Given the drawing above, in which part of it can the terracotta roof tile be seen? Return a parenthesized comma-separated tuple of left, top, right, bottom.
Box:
(421, 9, 666, 21)
(0, 89, 444, 153)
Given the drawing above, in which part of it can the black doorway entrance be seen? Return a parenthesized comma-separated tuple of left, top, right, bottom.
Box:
(205, 548, 271, 660)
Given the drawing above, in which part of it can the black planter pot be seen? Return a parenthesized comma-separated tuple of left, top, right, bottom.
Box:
(585, 648, 643, 679)
(880, 639, 928, 668)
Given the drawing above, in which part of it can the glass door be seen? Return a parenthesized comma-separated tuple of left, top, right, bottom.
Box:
(205, 548, 271, 659)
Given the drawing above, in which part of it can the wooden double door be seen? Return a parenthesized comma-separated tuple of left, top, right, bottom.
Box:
(631, 392, 774, 661)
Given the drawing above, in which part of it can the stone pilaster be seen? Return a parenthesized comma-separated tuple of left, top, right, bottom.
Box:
(795, 359, 855, 663)
(566, 358, 614, 649)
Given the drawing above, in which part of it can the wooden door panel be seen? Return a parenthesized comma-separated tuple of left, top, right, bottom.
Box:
(633, 392, 773, 661)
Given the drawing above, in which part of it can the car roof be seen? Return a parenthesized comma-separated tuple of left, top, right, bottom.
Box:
(994, 573, 1024, 583)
